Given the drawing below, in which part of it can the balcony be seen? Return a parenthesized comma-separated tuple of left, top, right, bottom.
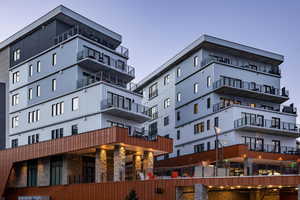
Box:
(245, 142, 300, 155)
(77, 47, 135, 81)
(213, 78, 289, 103)
(213, 101, 297, 115)
(234, 118, 300, 137)
(201, 56, 281, 76)
(54, 25, 129, 58)
(100, 99, 151, 123)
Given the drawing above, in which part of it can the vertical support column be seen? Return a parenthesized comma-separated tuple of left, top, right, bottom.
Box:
(143, 151, 154, 178)
(113, 145, 126, 181)
(298, 184, 300, 200)
(95, 148, 107, 183)
(133, 154, 142, 180)
(194, 184, 208, 200)
(244, 158, 253, 176)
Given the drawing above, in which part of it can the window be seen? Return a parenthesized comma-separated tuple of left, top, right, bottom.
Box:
(29, 65, 33, 77)
(194, 83, 198, 94)
(11, 139, 18, 148)
(52, 53, 57, 66)
(207, 120, 210, 131)
(177, 67, 181, 77)
(193, 56, 199, 67)
(149, 106, 158, 119)
(36, 85, 41, 97)
(28, 88, 33, 100)
(207, 76, 211, 88)
(164, 98, 170, 108)
(27, 160, 37, 187)
(176, 111, 181, 121)
(194, 143, 205, 153)
(149, 83, 158, 99)
(271, 117, 281, 129)
(272, 140, 281, 153)
(207, 98, 211, 109)
(207, 142, 211, 151)
(12, 71, 20, 84)
(72, 124, 78, 135)
(72, 97, 79, 111)
(52, 79, 56, 91)
(28, 134, 39, 144)
(28, 110, 40, 123)
(12, 94, 19, 106)
(164, 116, 169, 126)
(51, 128, 64, 139)
(194, 103, 199, 114)
(13, 49, 21, 61)
(194, 122, 204, 134)
(50, 156, 63, 185)
(12, 116, 19, 128)
(164, 75, 170, 85)
(149, 122, 158, 137)
(177, 92, 181, 102)
(37, 61, 41, 73)
(214, 117, 219, 127)
(52, 102, 64, 116)
(177, 149, 180, 157)
(177, 130, 180, 140)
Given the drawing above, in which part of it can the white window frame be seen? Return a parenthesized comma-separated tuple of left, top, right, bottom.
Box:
(177, 92, 181, 102)
(164, 75, 170, 85)
(177, 68, 181, 77)
(37, 61, 41, 73)
(12, 94, 19, 106)
(29, 65, 33, 77)
(28, 88, 33, 100)
(72, 97, 79, 111)
(12, 116, 19, 128)
(52, 53, 57, 66)
(12, 71, 20, 84)
(194, 56, 199, 67)
(13, 49, 21, 61)
(207, 76, 211, 88)
(194, 83, 198, 94)
(164, 98, 170, 108)
(36, 85, 41, 97)
(52, 79, 57, 91)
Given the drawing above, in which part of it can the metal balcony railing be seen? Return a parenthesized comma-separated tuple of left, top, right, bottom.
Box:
(213, 77, 289, 98)
(213, 101, 297, 115)
(245, 142, 300, 155)
(54, 25, 129, 58)
(77, 47, 135, 77)
(132, 127, 157, 141)
(234, 117, 300, 134)
(201, 56, 281, 76)
(101, 99, 150, 117)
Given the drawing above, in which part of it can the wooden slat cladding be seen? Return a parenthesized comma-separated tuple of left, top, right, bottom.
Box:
(0, 127, 173, 197)
(5, 176, 300, 200)
(155, 144, 300, 168)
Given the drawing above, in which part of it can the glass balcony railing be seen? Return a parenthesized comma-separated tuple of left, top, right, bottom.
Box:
(213, 77, 289, 98)
(234, 117, 300, 134)
(201, 57, 281, 76)
(77, 47, 135, 77)
(100, 99, 150, 117)
(54, 25, 129, 58)
(245, 142, 300, 155)
(213, 101, 297, 115)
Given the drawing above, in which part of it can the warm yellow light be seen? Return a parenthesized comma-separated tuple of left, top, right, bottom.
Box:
(237, 186, 241, 188)
(278, 186, 282, 189)
(208, 186, 213, 189)
(247, 186, 252, 189)
(267, 185, 273, 188)
(220, 186, 224, 189)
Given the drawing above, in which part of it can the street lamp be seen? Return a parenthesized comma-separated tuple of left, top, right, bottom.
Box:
(214, 127, 221, 176)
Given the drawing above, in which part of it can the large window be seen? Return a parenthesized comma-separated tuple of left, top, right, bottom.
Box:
(194, 122, 204, 134)
(27, 160, 37, 187)
(107, 92, 132, 110)
(194, 143, 205, 153)
(164, 98, 170, 108)
(36, 85, 41, 97)
(207, 98, 211, 109)
(176, 111, 181, 121)
(29, 65, 33, 77)
(52, 79, 57, 91)
(72, 124, 78, 135)
(51, 128, 64, 139)
(52, 102, 64, 116)
(149, 122, 158, 137)
(149, 105, 158, 119)
(11, 139, 18, 148)
(72, 97, 79, 111)
(194, 83, 198, 94)
(194, 103, 199, 114)
(28, 88, 33, 100)
(50, 156, 63, 185)
(214, 117, 219, 127)
(12, 71, 20, 84)
(164, 116, 169, 126)
(28, 110, 40, 123)
(149, 83, 158, 99)
(13, 49, 21, 61)
(12, 94, 19, 106)
(28, 134, 39, 144)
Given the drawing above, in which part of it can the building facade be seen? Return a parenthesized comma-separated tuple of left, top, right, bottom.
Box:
(136, 35, 299, 159)
(0, 6, 151, 148)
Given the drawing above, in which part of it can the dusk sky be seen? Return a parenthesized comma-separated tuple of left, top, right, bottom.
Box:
(1, 0, 299, 119)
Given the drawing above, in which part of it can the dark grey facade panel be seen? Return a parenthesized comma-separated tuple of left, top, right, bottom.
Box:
(10, 20, 72, 67)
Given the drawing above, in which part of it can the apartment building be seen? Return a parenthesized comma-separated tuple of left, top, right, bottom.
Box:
(136, 35, 299, 160)
(0, 6, 152, 148)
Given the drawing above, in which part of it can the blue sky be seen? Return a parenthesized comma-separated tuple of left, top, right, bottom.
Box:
(1, 0, 299, 116)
